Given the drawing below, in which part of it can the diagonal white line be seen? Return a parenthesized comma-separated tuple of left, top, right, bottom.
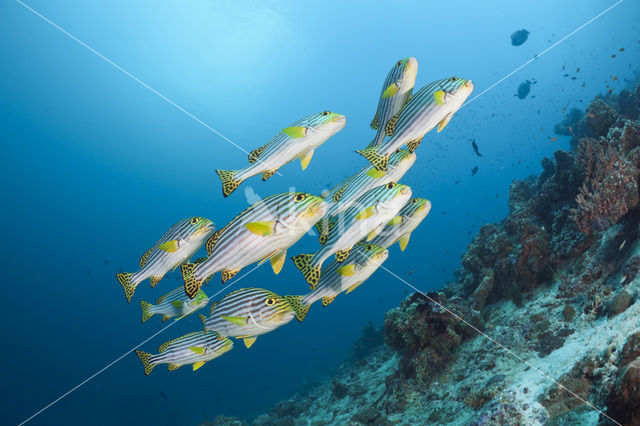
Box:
(373, 260, 622, 426)
(461, 0, 625, 109)
(14, 0, 284, 176)
(18, 262, 266, 425)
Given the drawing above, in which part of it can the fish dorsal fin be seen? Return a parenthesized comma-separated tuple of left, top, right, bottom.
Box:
(384, 112, 400, 136)
(156, 291, 170, 304)
(333, 185, 347, 203)
(139, 238, 163, 267)
(248, 144, 267, 164)
(262, 169, 278, 181)
(206, 229, 224, 256)
(158, 332, 201, 353)
(406, 137, 423, 153)
(209, 301, 218, 316)
(319, 218, 337, 246)
(150, 276, 162, 288)
(221, 268, 240, 283)
(322, 296, 336, 307)
(370, 111, 379, 130)
(437, 112, 453, 133)
(335, 248, 351, 262)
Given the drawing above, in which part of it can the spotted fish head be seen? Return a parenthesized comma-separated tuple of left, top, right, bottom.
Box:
(187, 217, 216, 242)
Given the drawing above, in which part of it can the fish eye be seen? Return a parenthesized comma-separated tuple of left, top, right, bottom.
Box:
(190, 217, 199, 225)
(450, 77, 458, 82)
(294, 193, 306, 202)
(396, 60, 403, 66)
(386, 183, 396, 189)
(411, 198, 418, 204)
(394, 148, 401, 153)
(366, 244, 373, 250)
(321, 111, 330, 116)
(265, 297, 276, 306)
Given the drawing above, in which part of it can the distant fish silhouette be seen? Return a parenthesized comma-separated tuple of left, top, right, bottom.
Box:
(511, 29, 530, 46)
(517, 81, 531, 99)
(471, 166, 478, 176)
(471, 139, 482, 157)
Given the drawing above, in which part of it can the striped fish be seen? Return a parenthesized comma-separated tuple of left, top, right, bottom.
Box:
(356, 77, 474, 171)
(302, 243, 389, 310)
(181, 192, 327, 299)
(316, 148, 416, 240)
(369, 198, 431, 251)
(140, 286, 210, 323)
(135, 331, 232, 375)
(292, 182, 411, 288)
(215, 111, 346, 197)
(368, 57, 418, 148)
(202, 287, 307, 348)
(116, 217, 215, 303)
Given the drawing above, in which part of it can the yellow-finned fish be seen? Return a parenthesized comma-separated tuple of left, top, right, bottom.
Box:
(134, 331, 233, 375)
(201, 287, 308, 348)
(116, 217, 214, 303)
(301, 243, 389, 310)
(216, 111, 346, 197)
(180, 192, 327, 299)
(292, 182, 411, 288)
(139, 286, 210, 323)
(369, 198, 431, 251)
(357, 77, 474, 171)
(368, 57, 418, 148)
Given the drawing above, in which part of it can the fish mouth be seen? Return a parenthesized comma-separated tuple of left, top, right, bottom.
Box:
(308, 199, 327, 216)
(463, 80, 474, 90)
(332, 114, 347, 125)
(399, 186, 411, 195)
(375, 250, 389, 261)
(405, 57, 418, 73)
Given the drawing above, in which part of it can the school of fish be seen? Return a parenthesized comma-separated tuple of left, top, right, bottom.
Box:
(116, 57, 473, 374)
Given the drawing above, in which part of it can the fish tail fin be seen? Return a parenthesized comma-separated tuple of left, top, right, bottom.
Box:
(284, 295, 310, 322)
(135, 350, 155, 375)
(355, 147, 388, 171)
(140, 300, 154, 323)
(116, 272, 136, 303)
(181, 263, 204, 300)
(291, 253, 321, 289)
(215, 169, 242, 198)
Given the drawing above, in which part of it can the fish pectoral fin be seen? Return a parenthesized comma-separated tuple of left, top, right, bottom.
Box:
(367, 225, 383, 241)
(171, 300, 183, 309)
(246, 221, 276, 236)
(270, 249, 287, 275)
(382, 82, 399, 98)
(437, 112, 453, 133)
(299, 149, 314, 171)
(221, 315, 248, 326)
(399, 233, 411, 251)
(336, 263, 357, 276)
(356, 206, 377, 220)
(282, 126, 307, 138)
(192, 361, 206, 371)
(366, 169, 386, 179)
(388, 216, 403, 226)
(434, 90, 446, 106)
(189, 346, 207, 355)
(346, 282, 363, 294)
(322, 296, 336, 307)
(158, 240, 181, 253)
(243, 336, 257, 349)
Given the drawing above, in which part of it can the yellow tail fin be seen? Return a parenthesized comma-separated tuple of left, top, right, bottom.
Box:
(140, 300, 154, 323)
(181, 263, 204, 300)
(215, 169, 242, 197)
(284, 295, 311, 322)
(355, 147, 389, 171)
(116, 272, 135, 303)
(291, 254, 321, 289)
(135, 350, 155, 375)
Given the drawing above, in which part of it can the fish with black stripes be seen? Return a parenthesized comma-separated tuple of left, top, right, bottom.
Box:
(181, 192, 327, 298)
(301, 243, 389, 311)
(369, 198, 431, 251)
(134, 331, 233, 375)
(201, 287, 307, 348)
(368, 57, 418, 148)
(356, 77, 474, 171)
(292, 182, 411, 288)
(316, 148, 416, 240)
(140, 286, 210, 323)
(215, 111, 346, 197)
(116, 217, 215, 303)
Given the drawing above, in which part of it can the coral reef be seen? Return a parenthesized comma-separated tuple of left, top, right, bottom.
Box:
(203, 85, 640, 425)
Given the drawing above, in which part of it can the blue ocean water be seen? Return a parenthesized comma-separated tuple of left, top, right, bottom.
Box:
(1, 0, 638, 424)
